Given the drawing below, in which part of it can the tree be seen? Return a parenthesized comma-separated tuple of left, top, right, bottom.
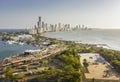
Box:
(70, 71, 81, 82)
(83, 59, 89, 68)
(72, 58, 81, 69)
(64, 65, 74, 72)
(92, 78, 95, 82)
(5, 66, 13, 80)
(48, 66, 54, 70)
(112, 60, 120, 68)
(64, 71, 81, 82)
(39, 60, 48, 67)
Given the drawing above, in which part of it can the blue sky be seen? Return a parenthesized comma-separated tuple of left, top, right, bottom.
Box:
(0, 0, 120, 29)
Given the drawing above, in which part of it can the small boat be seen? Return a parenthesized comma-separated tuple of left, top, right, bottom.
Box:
(19, 42, 24, 45)
(6, 41, 13, 44)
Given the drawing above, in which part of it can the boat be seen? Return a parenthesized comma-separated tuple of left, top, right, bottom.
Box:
(6, 41, 14, 44)
(6, 40, 18, 44)
(19, 42, 24, 45)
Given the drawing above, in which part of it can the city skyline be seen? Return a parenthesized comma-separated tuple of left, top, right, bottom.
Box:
(29, 16, 90, 34)
(0, 0, 120, 29)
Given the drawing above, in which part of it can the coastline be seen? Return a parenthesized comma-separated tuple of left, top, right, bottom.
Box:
(0, 31, 120, 63)
(42, 29, 120, 51)
(1, 31, 120, 62)
(41, 34, 120, 52)
(1, 32, 120, 82)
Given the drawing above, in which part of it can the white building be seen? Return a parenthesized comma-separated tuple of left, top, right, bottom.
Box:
(17, 34, 33, 41)
(29, 28, 37, 34)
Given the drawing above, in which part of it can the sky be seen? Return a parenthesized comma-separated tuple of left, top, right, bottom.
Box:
(0, 0, 120, 29)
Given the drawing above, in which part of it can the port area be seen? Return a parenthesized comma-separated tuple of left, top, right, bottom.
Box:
(79, 53, 120, 82)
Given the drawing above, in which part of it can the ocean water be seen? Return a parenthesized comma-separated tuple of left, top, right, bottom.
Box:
(0, 29, 40, 60)
(0, 29, 25, 33)
(43, 29, 120, 51)
(0, 29, 120, 59)
(0, 39, 40, 60)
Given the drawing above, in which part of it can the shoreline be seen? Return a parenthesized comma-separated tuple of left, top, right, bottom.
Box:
(0, 32, 120, 65)
(1, 33, 120, 81)
(0, 33, 120, 62)
(42, 29, 120, 51)
(41, 34, 120, 52)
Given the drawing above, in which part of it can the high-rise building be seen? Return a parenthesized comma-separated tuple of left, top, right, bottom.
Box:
(82, 25, 84, 28)
(79, 25, 81, 29)
(68, 24, 70, 30)
(29, 27, 37, 34)
(58, 23, 61, 28)
(37, 22, 40, 28)
(55, 24, 58, 32)
(76, 25, 78, 30)
(42, 21, 44, 28)
(29, 16, 89, 34)
(38, 16, 41, 28)
(45, 23, 48, 32)
(58, 23, 61, 31)
(50, 24, 52, 32)
(51, 24, 54, 32)
(39, 16, 41, 22)
(42, 21, 45, 32)
(37, 16, 42, 33)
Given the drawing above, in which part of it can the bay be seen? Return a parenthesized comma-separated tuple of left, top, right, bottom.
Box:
(0, 39, 40, 59)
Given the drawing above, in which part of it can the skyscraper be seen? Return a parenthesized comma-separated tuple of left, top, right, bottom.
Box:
(37, 16, 43, 33)
(58, 23, 61, 31)
(42, 21, 45, 32)
(79, 25, 81, 30)
(68, 24, 70, 30)
(45, 23, 48, 32)
(39, 16, 41, 22)
(38, 16, 41, 28)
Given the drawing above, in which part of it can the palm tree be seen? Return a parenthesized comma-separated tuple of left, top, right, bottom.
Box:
(83, 59, 89, 68)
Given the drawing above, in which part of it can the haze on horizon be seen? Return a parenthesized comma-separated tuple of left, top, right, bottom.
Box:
(0, 0, 120, 29)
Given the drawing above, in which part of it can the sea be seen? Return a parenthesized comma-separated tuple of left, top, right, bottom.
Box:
(43, 29, 120, 51)
(0, 29, 120, 60)
(0, 29, 40, 60)
(0, 29, 25, 33)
